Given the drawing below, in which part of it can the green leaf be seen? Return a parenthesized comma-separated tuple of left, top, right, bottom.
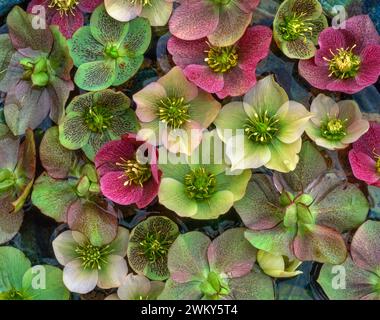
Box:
(0, 34, 14, 83)
(49, 26, 73, 80)
(22, 265, 70, 300)
(158, 279, 203, 300)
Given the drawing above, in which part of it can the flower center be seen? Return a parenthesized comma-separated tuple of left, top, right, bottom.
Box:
(0, 288, 25, 300)
(184, 167, 216, 200)
(49, 0, 79, 16)
(278, 13, 313, 42)
(104, 43, 121, 59)
(157, 97, 190, 128)
(244, 111, 280, 144)
(139, 232, 173, 263)
(0, 168, 16, 193)
(376, 157, 380, 174)
(200, 272, 230, 300)
(116, 158, 152, 187)
(130, 0, 152, 6)
(281, 192, 315, 227)
(324, 45, 361, 80)
(75, 244, 113, 270)
(20, 56, 50, 87)
(211, 0, 231, 5)
(320, 118, 347, 141)
(84, 105, 113, 133)
(205, 44, 238, 73)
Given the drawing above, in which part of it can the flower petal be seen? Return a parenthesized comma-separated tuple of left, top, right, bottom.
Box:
(167, 36, 208, 68)
(97, 255, 128, 289)
(184, 64, 224, 94)
(63, 259, 98, 294)
(104, 0, 142, 22)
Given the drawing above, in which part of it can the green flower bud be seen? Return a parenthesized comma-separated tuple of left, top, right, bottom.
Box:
(279, 191, 295, 207)
(31, 72, 49, 87)
(81, 164, 98, 183)
(296, 193, 314, 206)
(257, 250, 302, 278)
(76, 176, 90, 197)
(297, 203, 315, 225)
(284, 204, 297, 228)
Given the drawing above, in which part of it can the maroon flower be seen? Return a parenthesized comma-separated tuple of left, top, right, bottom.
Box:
(27, 0, 102, 38)
(349, 122, 380, 188)
(299, 15, 380, 94)
(95, 134, 161, 208)
(167, 26, 272, 99)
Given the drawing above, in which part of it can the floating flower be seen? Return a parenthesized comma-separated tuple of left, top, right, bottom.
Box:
(235, 142, 369, 264)
(169, 0, 260, 47)
(273, 0, 328, 59)
(95, 134, 161, 209)
(0, 6, 73, 135)
(27, 0, 103, 38)
(53, 226, 129, 294)
(349, 122, 380, 188)
(106, 274, 164, 300)
(105, 0, 174, 26)
(159, 228, 274, 300)
(305, 94, 369, 150)
(0, 246, 69, 300)
(59, 89, 139, 161)
(0, 128, 35, 244)
(318, 220, 380, 300)
(167, 26, 272, 99)
(69, 4, 151, 91)
(158, 131, 251, 219)
(134, 67, 221, 154)
(299, 15, 380, 94)
(214, 75, 312, 172)
(127, 216, 179, 280)
(257, 250, 302, 278)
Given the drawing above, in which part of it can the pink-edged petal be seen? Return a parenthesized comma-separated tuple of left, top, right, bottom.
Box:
(298, 59, 332, 90)
(341, 120, 369, 144)
(216, 67, 257, 99)
(184, 65, 224, 93)
(167, 36, 208, 68)
(356, 45, 380, 86)
(345, 15, 380, 51)
(348, 150, 380, 185)
(97, 255, 128, 289)
(326, 77, 364, 95)
(104, 0, 142, 22)
(63, 259, 98, 294)
(135, 176, 160, 209)
(351, 122, 380, 156)
(351, 220, 380, 272)
(78, 0, 103, 13)
(237, 25, 272, 71)
(100, 171, 144, 205)
(134, 82, 166, 122)
(310, 94, 339, 126)
(51, 10, 84, 39)
(169, 0, 219, 41)
(52, 230, 82, 266)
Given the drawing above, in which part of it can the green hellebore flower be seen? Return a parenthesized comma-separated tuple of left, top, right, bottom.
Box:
(0, 246, 69, 300)
(59, 89, 139, 161)
(273, 0, 328, 59)
(69, 4, 151, 91)
(257, 250, 302, 278)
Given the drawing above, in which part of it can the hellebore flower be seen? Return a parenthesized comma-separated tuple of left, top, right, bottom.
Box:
(299, 15, 380, 94)
(69, 4, 151, 91)
(169, 0, 260, 47)
(318, 220, 380, 300)
(256, 250, 302, 278)
(0, 128, 35, 244)
(349, 122, 380, 188)
(0, 6, 73, 135)
(59, 89, 139, 161)
(273, 0, 328, 59)
(95, 134, 161, 209)
(214, 75, 312, 172)
(158, 130, 251, 219)
(105, 0, 174, 26)
(53, 226, 129, 294)
(158, 228, 274, 300)
(167, 26, 272, 99)
(234, 141, 369, 264)
(0, 246, 69, 300)
(305, 94, 369, 150)
(27, 0, 103, 38)
(106, 274, 164, 300)
(127, 216, 179, 280)
(134, 67, 221, 155)
(32, 127, 119, 246)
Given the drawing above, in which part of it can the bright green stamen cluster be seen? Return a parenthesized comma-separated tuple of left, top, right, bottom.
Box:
(0, 288, 25, 300)
(84, 105, 113, 133)
(184, 167, 216, 200)
(244, 111, 280, 143)
(104, 43, 121, 59)
(376, 157, 380, 174)
(116, 158, 152, 187)
(75, 244, 113, 270)
(139, 232, 173, 263)
(20, 56, 50, 87)
(279, 13, 313, 42)
(320, 118, 347, 141)
(158, 97, 190, 128)
(49, 0, 79, 16)
(324, 46, 361, 80)
(205, 44, 238, 73)
(200, 272, 230, 300)
(130, 0, 152, 6)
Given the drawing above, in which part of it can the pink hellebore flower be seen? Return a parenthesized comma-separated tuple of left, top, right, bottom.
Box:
(349, 122, 380, 188)
(95, 134, 161, 208)
(299, 15, 380, 94)
(27, 0, 103, 38)
(168, 26, 272, 99)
